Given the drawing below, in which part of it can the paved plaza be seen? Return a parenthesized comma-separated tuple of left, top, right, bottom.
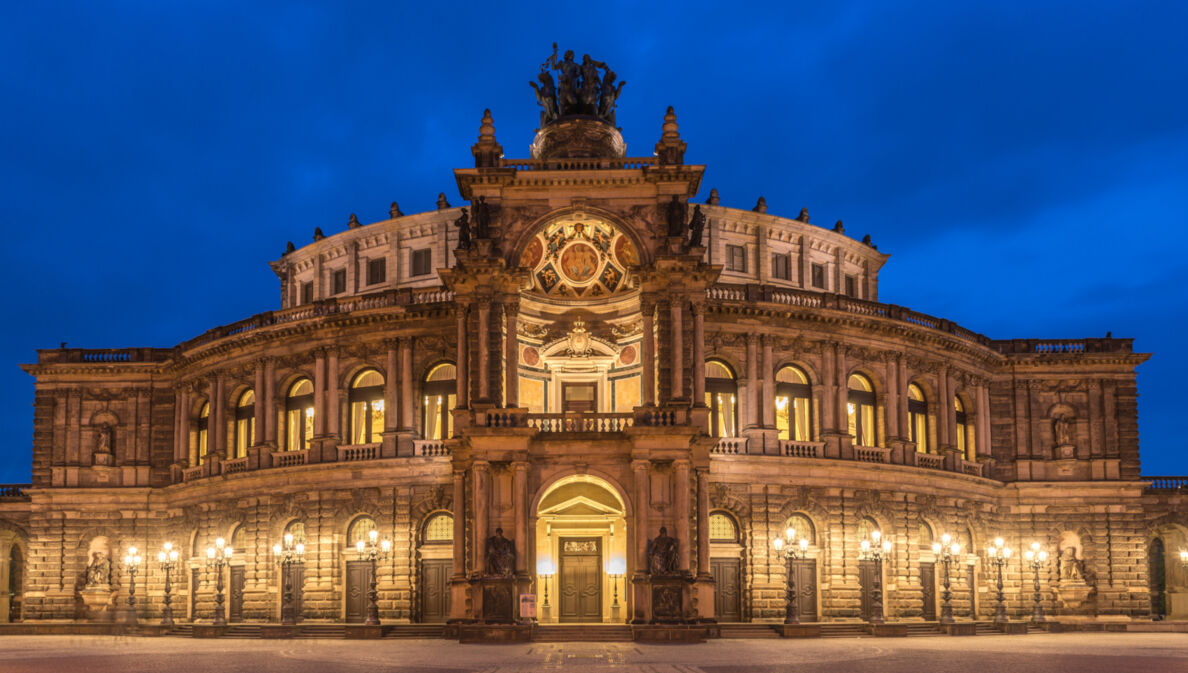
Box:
(0, 633, 1185, 673)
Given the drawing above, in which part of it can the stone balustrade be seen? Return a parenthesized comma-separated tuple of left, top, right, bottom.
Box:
(1144, 476, 1188, 490)
(0, 484, 31, 500)
(337, 444, 379, 462)
(780, 440, 824, 458)
(271, 449, 310, 468)
(413, 440, 448, 457)
(854, 445, 893, 463)
(527, 412, 634, 433)
(711, 437, 748, 454)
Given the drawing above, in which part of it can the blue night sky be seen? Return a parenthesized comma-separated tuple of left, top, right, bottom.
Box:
(1, 2, 1185, 482)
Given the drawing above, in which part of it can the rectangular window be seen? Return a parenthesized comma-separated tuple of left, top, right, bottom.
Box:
(771, 253, 791, 280)
(811, 263, 826, 289)
(845, 274, 857, 298)
(331, 268, 347, 295)
(411, 248, 432, 277)
(366, 257, 386, 285)
(726, 244, 747, 272)
(301, 281, 314, 304)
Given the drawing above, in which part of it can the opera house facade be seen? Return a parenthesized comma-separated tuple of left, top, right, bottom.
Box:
(1, 54, 1185, 637)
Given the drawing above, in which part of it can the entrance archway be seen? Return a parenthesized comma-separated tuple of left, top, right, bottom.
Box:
(533, 474, 628, 624)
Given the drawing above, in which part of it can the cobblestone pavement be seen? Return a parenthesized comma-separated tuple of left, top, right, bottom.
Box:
(0, 633, 1185, 673)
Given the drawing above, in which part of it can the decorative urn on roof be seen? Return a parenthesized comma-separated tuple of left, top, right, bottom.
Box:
(528, 44, 627, 159)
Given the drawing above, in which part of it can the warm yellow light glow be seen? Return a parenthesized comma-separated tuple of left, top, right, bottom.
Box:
(225, 547, 233, 558)
(772, 537, 784, 551)
(1031, 541, 1041, 552)
(206, 547, 215, 559)
(871, 530, 881, 542)
(373, 400, 384, 411)
(775, 397, 788, 410)
(882, 541, 891, 553)
(847, 402, 856, 414)
(861, 540, 870, 551)
(356, 540, 365, 553)
(163, 542, 173, 552)
(157, 551, 166, 563)
(215, 538, 225, 549)
(304, 407, 314, 418)
(284, 533, 293, 546)
(380, 539, 391, 553)
(1038, 550, 1048, 561)
(951, 543, 961, 555)
(785, 527, 796, 541)
(369, 528, 378, 542)
(1025, 550, 1034, 561)
(932, 542, 942, 555)
(799, 538, 809, 552)
(273, 544, 282, 556)
(295, 543, 305, 555)
(941, 533, 951, 546)
(994, 537, 1004, 548)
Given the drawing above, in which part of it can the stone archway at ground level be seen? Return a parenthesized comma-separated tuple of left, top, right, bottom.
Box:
(533, 474, 628, 624)
(1149, 524, 1188, 619)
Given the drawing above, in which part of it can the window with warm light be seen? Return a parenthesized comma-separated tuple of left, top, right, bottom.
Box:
(908, 383, 929, 454)
(285, 521, 306, 545)
(784, 513, 816, 545)
(349, 369, 385, 444)
(285, 378, 314, 452)
(234, 390, 255, 459)
(423, 513, 453, 543)
(704, 360, 737, 438)
(775, 365, 812, 442)
(197, 402, 209, 465)
(347, 516, 377, 547)
(231, 524, 245, 553)
(846, 374, 876, 446)
(423, 363, 456, 440)
(709, 512, 738, 542)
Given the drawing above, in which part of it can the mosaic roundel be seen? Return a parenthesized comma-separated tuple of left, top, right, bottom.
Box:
(520, 216, 637, 298)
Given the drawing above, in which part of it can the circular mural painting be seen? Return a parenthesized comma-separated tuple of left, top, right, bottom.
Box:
(521, 346, 540, 367)
(619, 344, 637, 366)
(521, 215, 638, 298)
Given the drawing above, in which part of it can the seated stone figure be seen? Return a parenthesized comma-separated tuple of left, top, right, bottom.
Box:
(646, 526, 680, 577)
(485, 527, 515, 578)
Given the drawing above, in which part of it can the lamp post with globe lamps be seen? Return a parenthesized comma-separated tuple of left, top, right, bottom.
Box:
(986, 537, 1012, 624)
(931, 534, 961, 625)
(157, 542, 179, 626)
(607, 558, 626, 621)
(205, 538, 233, 626)
(123, 546, 142, 620)
(273, 533, 305, 626)
(772, 527, 810, 624)
(354, 529, 391, 626)
(1024, 542, 1049, 623)
(537, 559, 554, 623)
(859, 530, 893, 625)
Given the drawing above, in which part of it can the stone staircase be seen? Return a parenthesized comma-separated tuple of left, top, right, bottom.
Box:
(819, 623, 868, 638)
(167, 624, 193, 637)
(293, 624, 346, 638)
(382, 624, 446, 639)
(718, 623, 779, 639)
(225, 624, 262, 638)
(535, 624, 633, 642)
(903, 622, 942, 637)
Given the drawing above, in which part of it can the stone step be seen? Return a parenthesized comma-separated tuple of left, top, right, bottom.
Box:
(383, 625, 446, 638)
(535, 625, 633, 642)
(818, 623, 868, 638)
(718, 624, 779, 638)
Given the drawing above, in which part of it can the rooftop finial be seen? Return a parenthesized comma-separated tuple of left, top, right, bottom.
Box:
(833, 220, 845, 233)
(313, 227, 325, 241)
(284, 241, 295, 255)
(347, 213, 361, 229)
(655, 106, 686, 166)
(472, 109, 503, 168)
(389, 201, 403, 218)
(797, 208, 810, 223)
(753, 196, 767, 213)
(706, 188, 720, 206)
(437, 193, 451, 210)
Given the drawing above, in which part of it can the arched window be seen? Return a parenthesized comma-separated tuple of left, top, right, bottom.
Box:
(775, 365, 812, 442)
(349, 369, 385, 445)
(422, 513, 453, 544)
(955, 396, 970, 460)
(908, 383, 929, 454)
(423, 364, 457, 440)
(347, 516, 377, 546)
(847, 374, 876, 447)
(234, 390, 255, 459)
(284, 521, 306, 545)
(857, 517, 880, 544)
(286, 379, 314, 452)
(918, 521, 934, 550)
(784, 513, 817, 546)
(197, 402, 209, 465)
(709, 512, 739, 542)
(230, 524, 246, 554)
(704, 360, 737, 438)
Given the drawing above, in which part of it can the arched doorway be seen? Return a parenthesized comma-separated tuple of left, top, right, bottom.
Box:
(534, 474, 628, 624)
(1, 536, 24, 623)
(1150, 537, 1167, 619)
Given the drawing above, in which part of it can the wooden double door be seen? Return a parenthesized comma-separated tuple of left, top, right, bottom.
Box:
(228, 566, 246, 622)
(920, 561, 937, 621)
(420, 558, 451, 623)
(711, 558, 742, 621)
(345, 560, 372, 623)
(559, 537, 602, 622)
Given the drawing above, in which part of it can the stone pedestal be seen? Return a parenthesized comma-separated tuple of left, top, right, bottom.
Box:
(1055, 582, 1095, 615)
(476, 577, 516, 624)
(779, 623, 822, 638)
(649, 576, 693, 623)
(344, 624, 383, 639)
(79, 586, 115, 623)
(941, 622, 977, 636)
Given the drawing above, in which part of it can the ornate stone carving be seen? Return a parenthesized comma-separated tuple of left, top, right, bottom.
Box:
(85, 551, 112, 587)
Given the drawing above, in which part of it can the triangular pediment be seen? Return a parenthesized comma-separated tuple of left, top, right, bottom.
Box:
(538, 494, 622, 518)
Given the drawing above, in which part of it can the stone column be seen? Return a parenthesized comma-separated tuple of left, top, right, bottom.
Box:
(504, 302, 519, 408)
(745, 334, 759, 429)
(400, 338, 414, 430)
(977, 383, 992, 461)
(478, 299, 491, 402)
(633, 460, 650, 572)
(313, 350, 326, 437)
(820, 345, 836, 432)
(385, 343, 398, 433)
(174, 389, 188, 464)
(253, 361, 266, 447)
(696, 468, 711, 578)
(835, 344, 848, 440)
(884, 355, 900, 441)
(692, 302, 706, 405)
(264, 359, 277, 447)
(675, 460, 691, 573)
(455, 306, 469, 409)
(670, 299, 684, 400)
(473, 461, 490, 574)
(641, 298, 656, 407)
(937, 366, 951, 451)
(896, 355, 910, 440)
(211, 375, 226, 459)
(761, 336, 775, 427)
(327, 349, 341, 441)
(452, 470, 466, 577)
(513, 461, 528, 574)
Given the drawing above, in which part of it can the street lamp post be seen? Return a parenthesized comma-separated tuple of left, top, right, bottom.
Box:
(772, 526, 810, 624)
(607, 558, 626, 610)
(157, 542, 179, 626)
(354, 529, 392, 626)
(537, 559, 554, 622)
(205, 537, 233, 627)
(123, 546, 142, 614)
(986, 537, 1012, 624)
(859, 530, 893, 625)
(930, 534, 962, 625)
(273, 533, 305, 626)
(1023, 542, 1049, 623)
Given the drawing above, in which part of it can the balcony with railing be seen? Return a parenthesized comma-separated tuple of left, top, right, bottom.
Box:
(709, 438, 986, 479)
(1144, 476, 1188, 491)
(0, 484, 31, 500)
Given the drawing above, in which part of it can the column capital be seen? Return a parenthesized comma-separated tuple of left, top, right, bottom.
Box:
(473, 459, 491, 472)
(673, 458, 691, 470)
(512, 460, 529, 473)
(631, 459, 650, 472)
(690, 299, 706, 316)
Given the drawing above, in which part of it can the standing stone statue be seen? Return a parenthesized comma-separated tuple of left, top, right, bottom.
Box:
(598, 69, 625, 126)
(485, 527, 515, 578)
(549, 47, 581, 116)
(472, 196, 492, 240)
(1059, 546, 1084, 582)
(85, 551, 112, 587)
(666, 196, 687, 238)
(579, 54, 605, 115)
(529, 69, 559, 126)
(688, 204, 707, 248)
(646, 526, 680, 576)
(95, 424, 112, 454)
(454, 208, 471, 250)
(1053, 415, 1073, 447)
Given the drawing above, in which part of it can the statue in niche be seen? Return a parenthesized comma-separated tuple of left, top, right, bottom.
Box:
(529, 70, 560, 126)
(472, 196, 492, 240)
(1053, 414, 1073, 447)
(688, 204, 707, 248)
(454, 208, 471, 250)
(1059, 546, 1084, 582)
(85, 551, 112, 587)
(485, 527, 515, 578)
(95, 424, 112, 455)
(666, 196, 687, 238)
(646, 526, 680, 576)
